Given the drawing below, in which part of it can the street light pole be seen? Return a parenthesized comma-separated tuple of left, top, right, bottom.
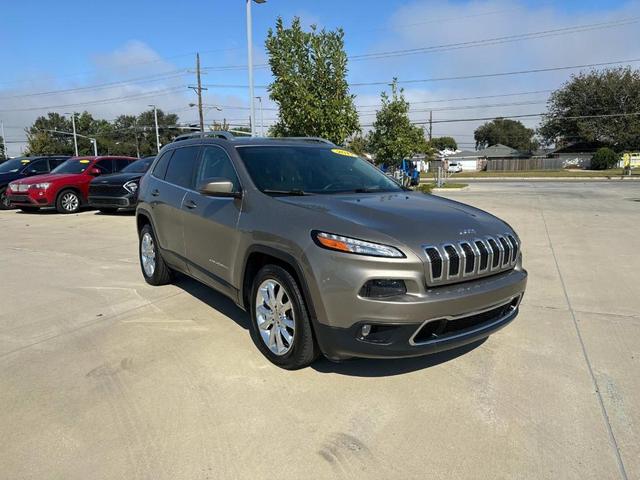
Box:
(255, 96, 264, 136)
(90, 138, 98, 156)
(66, 112, 79, 156)
(246, 0, 266, 137)
(149, 104, 161, 153)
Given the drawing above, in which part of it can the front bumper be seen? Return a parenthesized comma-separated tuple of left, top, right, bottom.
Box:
(88, 194, 137, 210)
(7, 189, 53, 207)
(305, 248, 528, 360)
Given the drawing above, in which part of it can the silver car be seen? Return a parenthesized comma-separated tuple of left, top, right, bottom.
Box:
(136, 135, 527, 369)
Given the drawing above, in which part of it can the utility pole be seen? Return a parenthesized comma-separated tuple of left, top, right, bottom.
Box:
(0, 120, 7, 159)
(149, 104, 161, 153)
(196, 53, 204, 133)
(428, 110, 433, 142)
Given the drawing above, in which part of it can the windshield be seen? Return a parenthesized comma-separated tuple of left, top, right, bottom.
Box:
(236, 146, 402, 194)
(51, 158, 93, 174)
(121, 157, 153, 174)
(0, 158, 30, 174)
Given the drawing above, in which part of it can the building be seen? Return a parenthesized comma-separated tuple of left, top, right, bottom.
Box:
(443, 150, 481, 171)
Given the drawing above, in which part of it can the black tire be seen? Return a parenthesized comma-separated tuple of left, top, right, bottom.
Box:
(0, 188, 11, 210)
(98, 208, 119, 214)
(56, 189, 81, 214)
(249, 265, 319, 369)
(139, 223, 173, 286)
(19, 206, 39, 213)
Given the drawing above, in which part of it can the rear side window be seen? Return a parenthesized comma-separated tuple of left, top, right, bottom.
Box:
(114, 158, 131, 172)
(94, 159, 113, 174)
(196, 147, 240, 191)
(164, 147, 201, 189)
(26, 160, 49, 174)
(152, 151, 174, 180)
(49, 158, 67, 169)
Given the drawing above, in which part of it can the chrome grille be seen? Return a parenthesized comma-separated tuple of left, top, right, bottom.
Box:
(424, 234, 520, 286)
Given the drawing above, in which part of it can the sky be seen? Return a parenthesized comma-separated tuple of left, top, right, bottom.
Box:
(1, 0, 639, 156)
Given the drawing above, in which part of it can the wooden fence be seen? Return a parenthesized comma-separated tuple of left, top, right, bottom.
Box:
(486, 157, 566, 171)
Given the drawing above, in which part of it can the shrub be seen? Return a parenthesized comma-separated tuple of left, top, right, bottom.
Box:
(591, 147, 619, 170)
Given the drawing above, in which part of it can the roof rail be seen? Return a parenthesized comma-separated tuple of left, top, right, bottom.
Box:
(172, 131, 235, 142)
(275, 137, 335, 146)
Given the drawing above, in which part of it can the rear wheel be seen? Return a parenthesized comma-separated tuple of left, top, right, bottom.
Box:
(56, 189, 81, 214)
(98, 208, 119, 214)
(139, 223, 173, 285)
(249, 265, 319, 369)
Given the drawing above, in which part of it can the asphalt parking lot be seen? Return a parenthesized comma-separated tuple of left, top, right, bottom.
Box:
(1, 182, 638, 480)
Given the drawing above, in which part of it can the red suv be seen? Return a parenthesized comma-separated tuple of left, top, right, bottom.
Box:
(7, 156, 137, 213)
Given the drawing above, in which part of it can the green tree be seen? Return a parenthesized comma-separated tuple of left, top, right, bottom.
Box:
(369, 79, 427, 166)
(474, 118, 538, 151)
(429, 136, 457, 151)
(25, 112, 75, 155)
(346, 134, 370, 156)
(135, 109, 180, 155)
(539, 67, 640, 150)
(591, 147, 619, 170)
(265, 17, 359, 145)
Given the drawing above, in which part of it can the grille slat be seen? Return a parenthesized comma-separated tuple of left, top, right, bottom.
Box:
(444, 245, 460, 277)
(424, 233, 519, 286)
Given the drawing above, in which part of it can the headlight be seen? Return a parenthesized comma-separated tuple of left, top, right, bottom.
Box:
(123, 180, 139, 194)
(32, 183, 51, 190)
(312, 231, 404, 258)
(8, 183, 17, 192)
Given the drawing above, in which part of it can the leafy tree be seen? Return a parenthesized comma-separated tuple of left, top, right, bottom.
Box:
(135, 109, 180, 155)
(474, 118, 538, 151)
(369, 79, 427, 166)
(591, 147, 619, 170)
(25, 112, 75, 155)
(539, 67, 640, 150)
(429, 136, 457, 151)
(346, 134, 370, 156)
(265, 17, 359, 145)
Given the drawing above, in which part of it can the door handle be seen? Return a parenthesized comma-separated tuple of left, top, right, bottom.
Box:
(151, 189, 160, 197)
(185, 199, 197, 209)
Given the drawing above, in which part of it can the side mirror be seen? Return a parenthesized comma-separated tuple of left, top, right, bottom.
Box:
(89, 167, 102, 176)
(198, 178, 241, 198)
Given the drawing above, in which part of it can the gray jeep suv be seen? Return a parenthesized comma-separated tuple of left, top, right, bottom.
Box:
(136, 135, 527, 369)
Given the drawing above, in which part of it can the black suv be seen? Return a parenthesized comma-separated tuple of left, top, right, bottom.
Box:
(88, 156, 155, 213)
(0, 156, 69, 209)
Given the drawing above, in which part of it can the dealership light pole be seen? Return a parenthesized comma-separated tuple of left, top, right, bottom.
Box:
(246, 0, 266, 137)
(255, 96, 264, 136)
(149, 104, 161, 153)
(65, 112, 79, 156)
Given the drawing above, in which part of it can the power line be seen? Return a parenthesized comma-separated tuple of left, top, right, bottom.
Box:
(350, 58, 640, 86)
(0, 70, 188, 99)
(350, 17, 639, 61)
(357, 99, 548, 115)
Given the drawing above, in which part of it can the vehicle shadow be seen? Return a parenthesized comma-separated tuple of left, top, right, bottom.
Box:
(171, 273, 486, 377)
(173, 274, 250, 331)
(311, 339, 486, 377)
(94, 210, 135, 216)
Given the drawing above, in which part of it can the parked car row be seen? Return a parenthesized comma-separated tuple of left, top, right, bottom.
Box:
(3, 155, 154, 214)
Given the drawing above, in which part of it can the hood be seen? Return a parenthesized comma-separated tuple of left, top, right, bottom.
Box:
(0, 171, 23, 186)
(13, 173, 85, 185)
(91, 172, 143, 186)
(277, 191, 513, 256)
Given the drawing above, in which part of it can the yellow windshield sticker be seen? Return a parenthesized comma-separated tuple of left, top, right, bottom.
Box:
(21, 159, 31, 163)
(79, 159, 90, 164)
(331, 148, 358, 158)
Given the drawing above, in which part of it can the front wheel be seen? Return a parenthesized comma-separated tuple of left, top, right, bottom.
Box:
(56, 189, 81, 214)
(249, 265, 319, 369)
(0, 188, 11, 210)
(139, 224, 173, 285)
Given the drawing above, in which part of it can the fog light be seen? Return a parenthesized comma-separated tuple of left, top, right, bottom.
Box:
(361, 324, 372, 337)
(359, 279, 407, 298)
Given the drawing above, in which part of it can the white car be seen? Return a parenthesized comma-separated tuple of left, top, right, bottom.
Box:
(447, 162, 463, 173)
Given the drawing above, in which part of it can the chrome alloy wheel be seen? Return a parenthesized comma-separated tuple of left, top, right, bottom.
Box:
(141, 232, 156, 277)
(255, 279, 296, 355)
(61, 192, 79, 212)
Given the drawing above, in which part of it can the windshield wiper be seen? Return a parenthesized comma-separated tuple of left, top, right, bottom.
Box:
(262, 189, 312, 196)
